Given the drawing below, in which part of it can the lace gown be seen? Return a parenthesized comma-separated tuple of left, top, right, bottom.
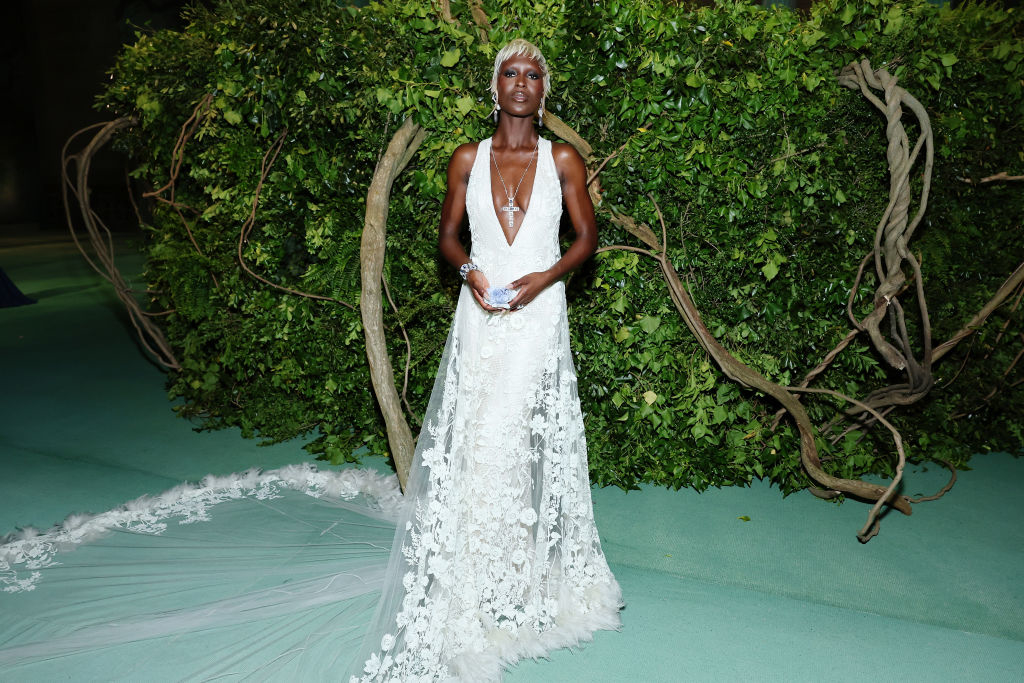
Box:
(0, 136, 621, 681)
(349, 136, 622, 681)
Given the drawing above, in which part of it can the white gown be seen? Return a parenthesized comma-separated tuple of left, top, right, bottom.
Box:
(0, 136, 622, 682)
(349, 136, 622, 680)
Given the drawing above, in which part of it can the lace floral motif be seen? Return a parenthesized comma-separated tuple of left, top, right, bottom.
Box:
(353, 138, 622, 682)
(0, 465, 402, 593)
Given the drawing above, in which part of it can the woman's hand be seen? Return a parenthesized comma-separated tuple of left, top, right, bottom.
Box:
(506, 271, 553, 311)
(467, 270, 505, 312)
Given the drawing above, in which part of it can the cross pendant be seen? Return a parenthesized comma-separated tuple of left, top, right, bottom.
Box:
(500, 198, 520, 228)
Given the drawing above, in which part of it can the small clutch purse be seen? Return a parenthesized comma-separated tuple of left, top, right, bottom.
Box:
(484, 286, 517, 309)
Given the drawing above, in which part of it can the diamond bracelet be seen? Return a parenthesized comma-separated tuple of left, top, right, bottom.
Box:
(459, 262, 481, 280)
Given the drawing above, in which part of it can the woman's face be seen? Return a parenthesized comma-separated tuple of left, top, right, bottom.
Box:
(495, 55, 545, 118)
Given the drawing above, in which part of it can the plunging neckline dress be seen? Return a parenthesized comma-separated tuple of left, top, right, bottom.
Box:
(349, 136, 622, 681)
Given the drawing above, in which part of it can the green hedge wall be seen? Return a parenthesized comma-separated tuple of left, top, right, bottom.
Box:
(98, 0, 1024, 496)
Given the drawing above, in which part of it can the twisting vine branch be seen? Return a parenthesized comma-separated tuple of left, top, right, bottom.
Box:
(984, 281, 1024, 360)
(759, 60, 1021, 509)
(468, 0, 491, 42)
(769, 61, 1020, 442)
(957, 171, 1024, 184)
(786, 386, 908, 543)
(932, 261, 1024, 362)
(828, 59, 937, 419)
(382, 271, 419, 427)
(360, 117, 428, 491)
(143, 94, 214, 264)
(435, 0, 489, 42)
(907, 459, 958, 503)
(591, 192, 914, 537)
(61, 117, 181, 371)
(63, 94, 373, 376)
(770, 328, 860, 431)
(950, 332, 1024, 418)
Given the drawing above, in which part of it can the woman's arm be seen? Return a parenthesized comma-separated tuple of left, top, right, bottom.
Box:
(438, 143, 503, 312)
(507, 142, 597, 309)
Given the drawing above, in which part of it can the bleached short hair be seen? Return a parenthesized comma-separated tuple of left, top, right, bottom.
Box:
(489, 39, 551, 100)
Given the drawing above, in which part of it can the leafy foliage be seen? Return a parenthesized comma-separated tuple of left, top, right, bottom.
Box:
(98, 0, 1024, 495)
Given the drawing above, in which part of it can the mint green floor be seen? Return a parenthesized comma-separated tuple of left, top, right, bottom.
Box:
(2, 235, 1022, 682)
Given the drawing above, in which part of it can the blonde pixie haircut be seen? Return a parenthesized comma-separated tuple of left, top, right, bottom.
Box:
(489, 38, 551, 100)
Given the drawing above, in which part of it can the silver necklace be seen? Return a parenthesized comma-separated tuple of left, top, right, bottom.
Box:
(490, 139, 539, 228)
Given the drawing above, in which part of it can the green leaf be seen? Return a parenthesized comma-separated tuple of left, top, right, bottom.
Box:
(761, 259, 780, 281)
(801, 72, 823, 92)
(801, 29, 826, 48)
(940, 53, 958, 67)
(638, 315, 661, 333)
(223, 110, 242, 125)
(454, 95, 474, 115)
(883, 5, 904, 35)
(440, 48, 461, 68)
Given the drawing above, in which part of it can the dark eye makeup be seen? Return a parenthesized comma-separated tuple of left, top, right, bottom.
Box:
(502, 69, 541, 79)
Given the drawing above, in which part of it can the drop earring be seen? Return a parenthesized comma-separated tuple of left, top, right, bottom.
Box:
(538, 99, 544, 128)
(492, 92, 500, 123)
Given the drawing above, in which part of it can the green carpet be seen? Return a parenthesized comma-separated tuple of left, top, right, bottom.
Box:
(2, 235, 1022, 681)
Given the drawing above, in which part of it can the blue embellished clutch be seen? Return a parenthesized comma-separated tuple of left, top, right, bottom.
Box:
(484, 286, 517, 309)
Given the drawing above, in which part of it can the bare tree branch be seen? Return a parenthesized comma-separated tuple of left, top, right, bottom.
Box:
(61, 117, 181, 371)
(787, 386, 910, 543)
(382, 271, 419, 427)
(360, 117, 426, 491)
(933, 261, 1024, 362)
(957, 171, 1024, 184)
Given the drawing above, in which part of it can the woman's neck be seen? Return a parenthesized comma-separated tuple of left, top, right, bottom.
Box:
(492, 115, 539, 150)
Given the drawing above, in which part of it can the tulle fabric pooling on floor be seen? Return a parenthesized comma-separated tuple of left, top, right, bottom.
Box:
(0, 465, 400, 680)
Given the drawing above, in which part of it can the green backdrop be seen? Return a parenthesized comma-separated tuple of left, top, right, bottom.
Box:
(94, 0, 1023, 497)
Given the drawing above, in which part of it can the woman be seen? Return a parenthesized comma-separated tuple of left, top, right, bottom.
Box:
(349, 38, 623, 681)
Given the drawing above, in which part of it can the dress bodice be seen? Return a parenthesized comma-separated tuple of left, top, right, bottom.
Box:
(465, 137, 563, 285)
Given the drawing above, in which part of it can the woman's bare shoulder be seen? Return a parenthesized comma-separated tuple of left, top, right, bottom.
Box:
(550, 141, 586, 180)
(550, 141, 585, 166)
(450, 141, 481, 165)
(447, 141, 481, 179)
